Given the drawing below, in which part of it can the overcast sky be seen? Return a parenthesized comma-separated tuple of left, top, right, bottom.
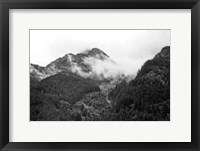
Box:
(30, 30, 170, 75)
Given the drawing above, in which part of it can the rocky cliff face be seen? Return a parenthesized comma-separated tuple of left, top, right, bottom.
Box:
(30, 48, 115, 81)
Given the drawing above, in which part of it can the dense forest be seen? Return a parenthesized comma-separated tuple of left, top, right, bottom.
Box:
(30, 46, 170, 121)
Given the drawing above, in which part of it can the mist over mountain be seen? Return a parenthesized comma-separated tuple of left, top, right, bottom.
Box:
(30, 46, 170, 121)
(31, 48, 127, 82)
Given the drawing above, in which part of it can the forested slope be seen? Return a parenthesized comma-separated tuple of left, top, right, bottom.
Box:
(108, 46, 170, 120)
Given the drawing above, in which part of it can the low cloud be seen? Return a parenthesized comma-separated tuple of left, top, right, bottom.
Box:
(69, 55, 149, 81)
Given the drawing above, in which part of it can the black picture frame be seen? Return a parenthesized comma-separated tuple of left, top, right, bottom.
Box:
(0, 0, 199, 150)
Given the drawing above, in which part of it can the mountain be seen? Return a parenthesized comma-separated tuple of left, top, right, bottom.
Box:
(36, 72, 100, 104)
(30, 48, 115, 81)
(30, 64, 49, 81)
(30, 72, 100, 121)
(30, 46, 170, 121)
(108, 46, 170, 120)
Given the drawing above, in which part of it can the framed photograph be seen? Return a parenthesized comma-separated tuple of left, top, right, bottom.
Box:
(0, 0, 199, 150)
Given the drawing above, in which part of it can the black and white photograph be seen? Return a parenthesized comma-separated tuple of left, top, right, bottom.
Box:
(30, 30, 170, 121)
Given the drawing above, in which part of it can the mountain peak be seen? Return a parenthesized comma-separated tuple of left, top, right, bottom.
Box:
(31, 48, 115, 81)
(88, 48, 109, 57)
(77, 48, 109, 58)
(154, 46, 170, 59)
